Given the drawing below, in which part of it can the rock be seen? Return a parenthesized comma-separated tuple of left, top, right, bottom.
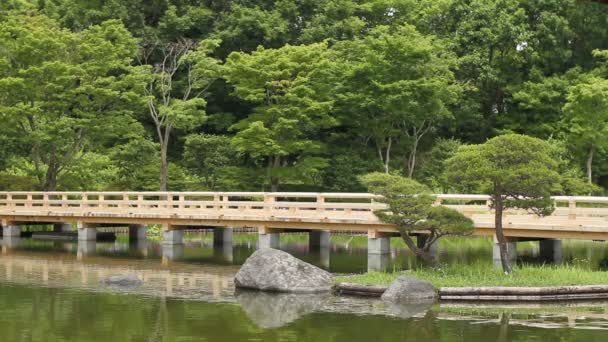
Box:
(381, 275, 437, 303)
(234, 248, 334, 293)
(236, 290, 330, 328)
(102, 273, 142, 287)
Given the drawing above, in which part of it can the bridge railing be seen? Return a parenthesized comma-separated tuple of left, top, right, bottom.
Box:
(0, 192, 385, 221)
(1, 192, 608, 222)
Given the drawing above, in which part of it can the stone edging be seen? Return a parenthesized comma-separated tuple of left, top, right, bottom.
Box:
(336, 283, 608, 301)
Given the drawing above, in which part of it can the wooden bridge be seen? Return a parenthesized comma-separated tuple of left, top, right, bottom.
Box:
(1, 191, 607, 267)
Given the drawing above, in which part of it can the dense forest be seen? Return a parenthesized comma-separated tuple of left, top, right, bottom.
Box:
(0, 0, 607, 194)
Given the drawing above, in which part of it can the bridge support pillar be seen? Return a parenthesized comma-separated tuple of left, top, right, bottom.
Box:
(2, 236, 22, 250)
(77, 240, 96, 258)
(368, 253, 391, 272)
(416, 235, 438, 259)
(78, 225, 97, 241)
(368, 232, 390, 255)
(53, 223, 72, 232)
(129, 224, 147, 242)
(162, 244, 184, 262)
(213, 228, 233, 248)
(367, 231, 391, 272)
(493, 236, 517, 266)
(540, 239, 562, 264)
(258, 227, 280, 249)
(2, 225, 21, 237)
(309, 230, 330, 250)
(162, 229, 183, 245)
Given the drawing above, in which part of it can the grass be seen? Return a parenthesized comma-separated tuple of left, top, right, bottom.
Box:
(336, 262, 608, 288)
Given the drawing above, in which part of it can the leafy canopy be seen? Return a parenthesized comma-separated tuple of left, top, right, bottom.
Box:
(445, 134, 561, 213)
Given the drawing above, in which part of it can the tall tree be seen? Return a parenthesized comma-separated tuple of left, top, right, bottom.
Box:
(335, 24, 457, 176)
(445, 134, 561, 273)
(225, 42, 336, 191)
(140, 38, 222, 191)
(0, 14, 142, 190)
(562, 76, 608, 184)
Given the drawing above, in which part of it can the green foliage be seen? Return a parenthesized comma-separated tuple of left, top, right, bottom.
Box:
(338, 262, 608, 287)
(226, 42, 336, 190)
(416, 206, 474, 238)
(183, 134, 237, 190)
(446, 134, 561, 205)
(360, 172, 434, 229)
(0, 14, 142, 190)
(361, 172, 473, 264)
(334, 24, 458, 174)
(417, 139, 463, 192)
(446, 134, 561, 273)
(562, 75, 608, 184)
(1, 1, 608, 195)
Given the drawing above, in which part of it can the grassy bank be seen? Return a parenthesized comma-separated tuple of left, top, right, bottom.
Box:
(337, 263, 608, 287)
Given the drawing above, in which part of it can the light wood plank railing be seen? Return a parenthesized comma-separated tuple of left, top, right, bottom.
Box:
(1, 192, 608, 239)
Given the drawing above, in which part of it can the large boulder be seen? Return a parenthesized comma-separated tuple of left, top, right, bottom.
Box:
(381, 275, 437, 303)
(235, 248, 334, 293)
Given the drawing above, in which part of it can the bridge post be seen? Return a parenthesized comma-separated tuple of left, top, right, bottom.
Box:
(368, 231, 391, 254)
(1, 236, 22, 250)
(2, 225, 21, 237)
(309, 230, 331, 269)
(309, 230, 330, 250)
(162, 244, 184, 263)
(540, 239, 563, 264)
(213, 227, 233, 248)
(162, 227, 183, 245)
(368, 230, 391, 272)
(213, 227, 234, 263)
(77, 222, 97, 241)
(128, 224, 148, 242)
(493, 236, 517, 266)
(416, 234, 438, 259)
(258, 227, 280, 249)
(77, 240, 97, 259)
(368, 253, 390, 272)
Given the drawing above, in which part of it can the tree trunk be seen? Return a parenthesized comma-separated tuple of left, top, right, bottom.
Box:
(270, 177, 279, 192)
(269, 155, 281, 192)
(43, 163, 59, 191)
(397, 228, 438, 266)
(587, 145, 595, 184)
(159, 140, 169, 191)
(494, 195, 513, 274)
(406, 139, 418, 178)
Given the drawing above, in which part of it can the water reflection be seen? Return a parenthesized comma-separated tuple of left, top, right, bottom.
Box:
(236, 290, 332, 328)
(0, 237, 607, 338)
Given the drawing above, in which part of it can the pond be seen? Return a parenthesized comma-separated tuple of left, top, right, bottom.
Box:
(0, 234, 607, 341)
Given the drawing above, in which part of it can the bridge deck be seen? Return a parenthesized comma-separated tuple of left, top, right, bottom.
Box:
(1, 192, 608, 240)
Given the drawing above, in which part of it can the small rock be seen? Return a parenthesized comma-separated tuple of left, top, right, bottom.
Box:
(235, 248, 334, 293)
(102, 273, 142, 287)
(381, 275, 437, 303)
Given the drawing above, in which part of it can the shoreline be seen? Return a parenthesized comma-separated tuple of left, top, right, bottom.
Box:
(336, 282, 608, 301)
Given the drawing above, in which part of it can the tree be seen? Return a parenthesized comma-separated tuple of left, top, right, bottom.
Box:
(361, 172, 473, 265)
(0, 15, 142, 190)
(562, 76, 608, 184)
(140, 38, 222, 191)
(335, 24, 457, 176)
(225, 42, 336, 191)
(183, 134, 238, 190)
(445, 134, 561, 273)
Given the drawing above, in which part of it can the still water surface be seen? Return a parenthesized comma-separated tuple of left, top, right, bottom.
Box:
(0, 234, 607, 341)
